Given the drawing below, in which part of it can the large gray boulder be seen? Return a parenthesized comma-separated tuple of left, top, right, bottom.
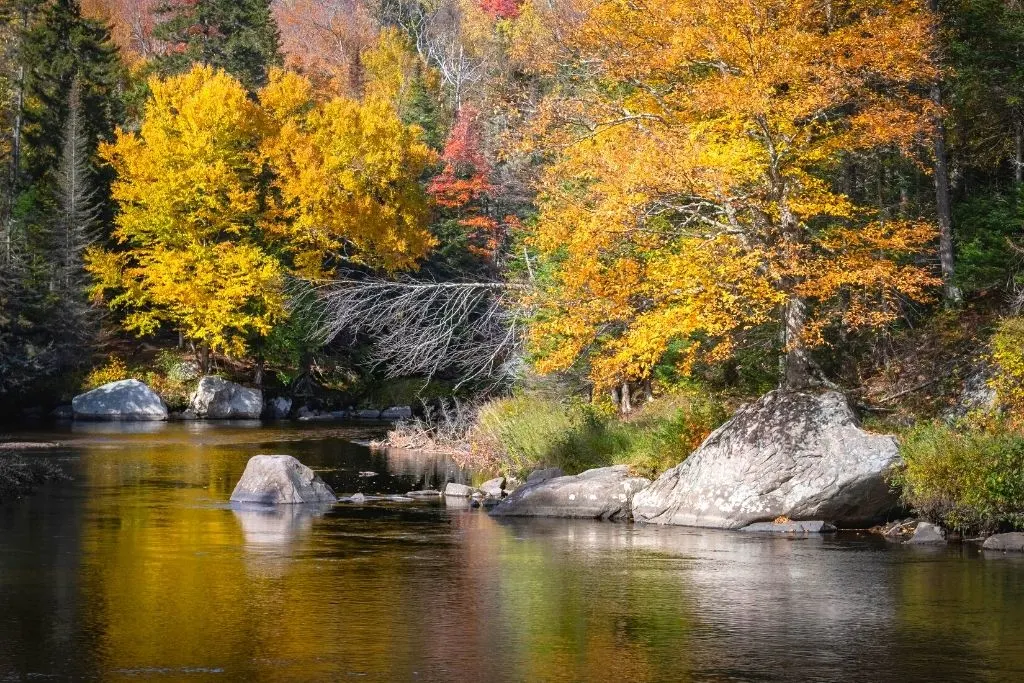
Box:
(191, 376, 262, 419)
(491, 465, 651, 521)
(230, 455, 337, 504)
(72, 379, 168, 421)
(633, 390, 901, 529)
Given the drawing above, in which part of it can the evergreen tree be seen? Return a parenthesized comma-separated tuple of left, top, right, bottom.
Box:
(48, 78, 97, 357)
(152, 0, 282, 90)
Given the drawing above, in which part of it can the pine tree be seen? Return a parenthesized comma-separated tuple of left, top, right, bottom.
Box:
(49, 79, 97, 351)
(153, 0, 282, 90)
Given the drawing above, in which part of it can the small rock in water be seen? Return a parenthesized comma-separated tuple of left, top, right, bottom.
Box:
(358, 471, 378, 478)
(350, 492, 367, 503)
(230, 455, 337, 505)
(444, 482, 476, 497)
(905, 521, 946, 545)
(470, 499, 482, 508)
(983, 532, 1024, 552)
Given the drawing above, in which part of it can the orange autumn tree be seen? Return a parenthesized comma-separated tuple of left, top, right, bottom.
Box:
(525, 0, 941, 392)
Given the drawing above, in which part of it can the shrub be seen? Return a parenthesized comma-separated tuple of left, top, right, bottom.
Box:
(83, 357, 132, 389)
(991, 316, 1024, 417)
(893, 419, 1024, 534)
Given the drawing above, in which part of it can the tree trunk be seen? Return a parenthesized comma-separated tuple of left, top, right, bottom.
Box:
(3, 6, 27, 265)
(928, 0, 961, 305)
(198, 344, 211, 375)
(781, 294, 812, 390)
(620, 382, 632, 414)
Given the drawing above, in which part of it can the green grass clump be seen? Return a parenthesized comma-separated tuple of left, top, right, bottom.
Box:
(471, 392, 728, 480)
(893, 419, 1024, 534)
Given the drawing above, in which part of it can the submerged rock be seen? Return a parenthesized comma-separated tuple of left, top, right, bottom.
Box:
(491, 465, 651, 521)
(229, 455, 337, 504)
(983, 533, 1024, 552)
(72, 379, 168, 421)
(905, 521, 946, 545)
(191, 376, 262, 419)
(741, 520, 836, 534)
(633, 390, 902, 530)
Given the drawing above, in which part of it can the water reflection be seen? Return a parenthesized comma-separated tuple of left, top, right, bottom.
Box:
(2, 423, 1024, 681)
(232, 503, 332, 547)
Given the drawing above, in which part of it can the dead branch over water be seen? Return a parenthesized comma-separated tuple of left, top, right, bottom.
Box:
(313, 278, 524, 387)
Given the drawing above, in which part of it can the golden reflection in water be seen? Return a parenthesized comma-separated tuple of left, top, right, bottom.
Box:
(5, 424, 1024, 681)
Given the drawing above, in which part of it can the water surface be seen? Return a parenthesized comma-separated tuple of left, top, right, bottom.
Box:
(2, 422, 1024, 681)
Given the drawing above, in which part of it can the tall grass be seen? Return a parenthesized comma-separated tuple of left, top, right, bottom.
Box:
(893, 419, 1024, 534)
(469, 392, 728, 480)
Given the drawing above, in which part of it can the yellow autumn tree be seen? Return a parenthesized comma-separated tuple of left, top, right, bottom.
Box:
(260, 67, 437, 277)
(87, 66, 284, 367)
(525, 0, 942, 391)
(89, 65, 435, 365)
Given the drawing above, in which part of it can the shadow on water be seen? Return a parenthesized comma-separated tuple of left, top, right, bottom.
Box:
(1, 421, 1024, 681)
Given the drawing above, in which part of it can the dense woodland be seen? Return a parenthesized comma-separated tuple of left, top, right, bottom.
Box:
(3, 0, 1024, 527)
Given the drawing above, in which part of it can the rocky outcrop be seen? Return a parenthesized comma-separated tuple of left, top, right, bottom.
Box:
(982, 533, 1024, 552)
(230, 455, 337, 504)
(490, 465, 651, 521)
(190, 376, 262, 419)
(633, 390, 902, 529)
(72, 379, 169, 421)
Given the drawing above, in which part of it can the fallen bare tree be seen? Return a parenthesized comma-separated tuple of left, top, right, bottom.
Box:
(312, 277, 525, 388)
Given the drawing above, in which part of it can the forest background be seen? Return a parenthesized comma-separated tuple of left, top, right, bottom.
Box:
(4, 0, 1024, 530)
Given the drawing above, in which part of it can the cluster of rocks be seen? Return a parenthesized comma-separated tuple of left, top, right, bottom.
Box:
(64, 377, 413, 423)
(442, 477, 508, 508)
(95, 382, 1020, 551)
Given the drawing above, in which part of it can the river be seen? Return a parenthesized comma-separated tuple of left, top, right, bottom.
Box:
(2, 422, 1024, 681)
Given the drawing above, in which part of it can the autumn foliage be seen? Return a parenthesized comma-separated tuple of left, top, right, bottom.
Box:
(88, 65, 434, 358)
(428, 107, 502, 261)
(525, 0, 942, 391)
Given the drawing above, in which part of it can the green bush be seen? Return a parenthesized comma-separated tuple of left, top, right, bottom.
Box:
(470, 392, 728, 480)
(893, 420, 1024, 533)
